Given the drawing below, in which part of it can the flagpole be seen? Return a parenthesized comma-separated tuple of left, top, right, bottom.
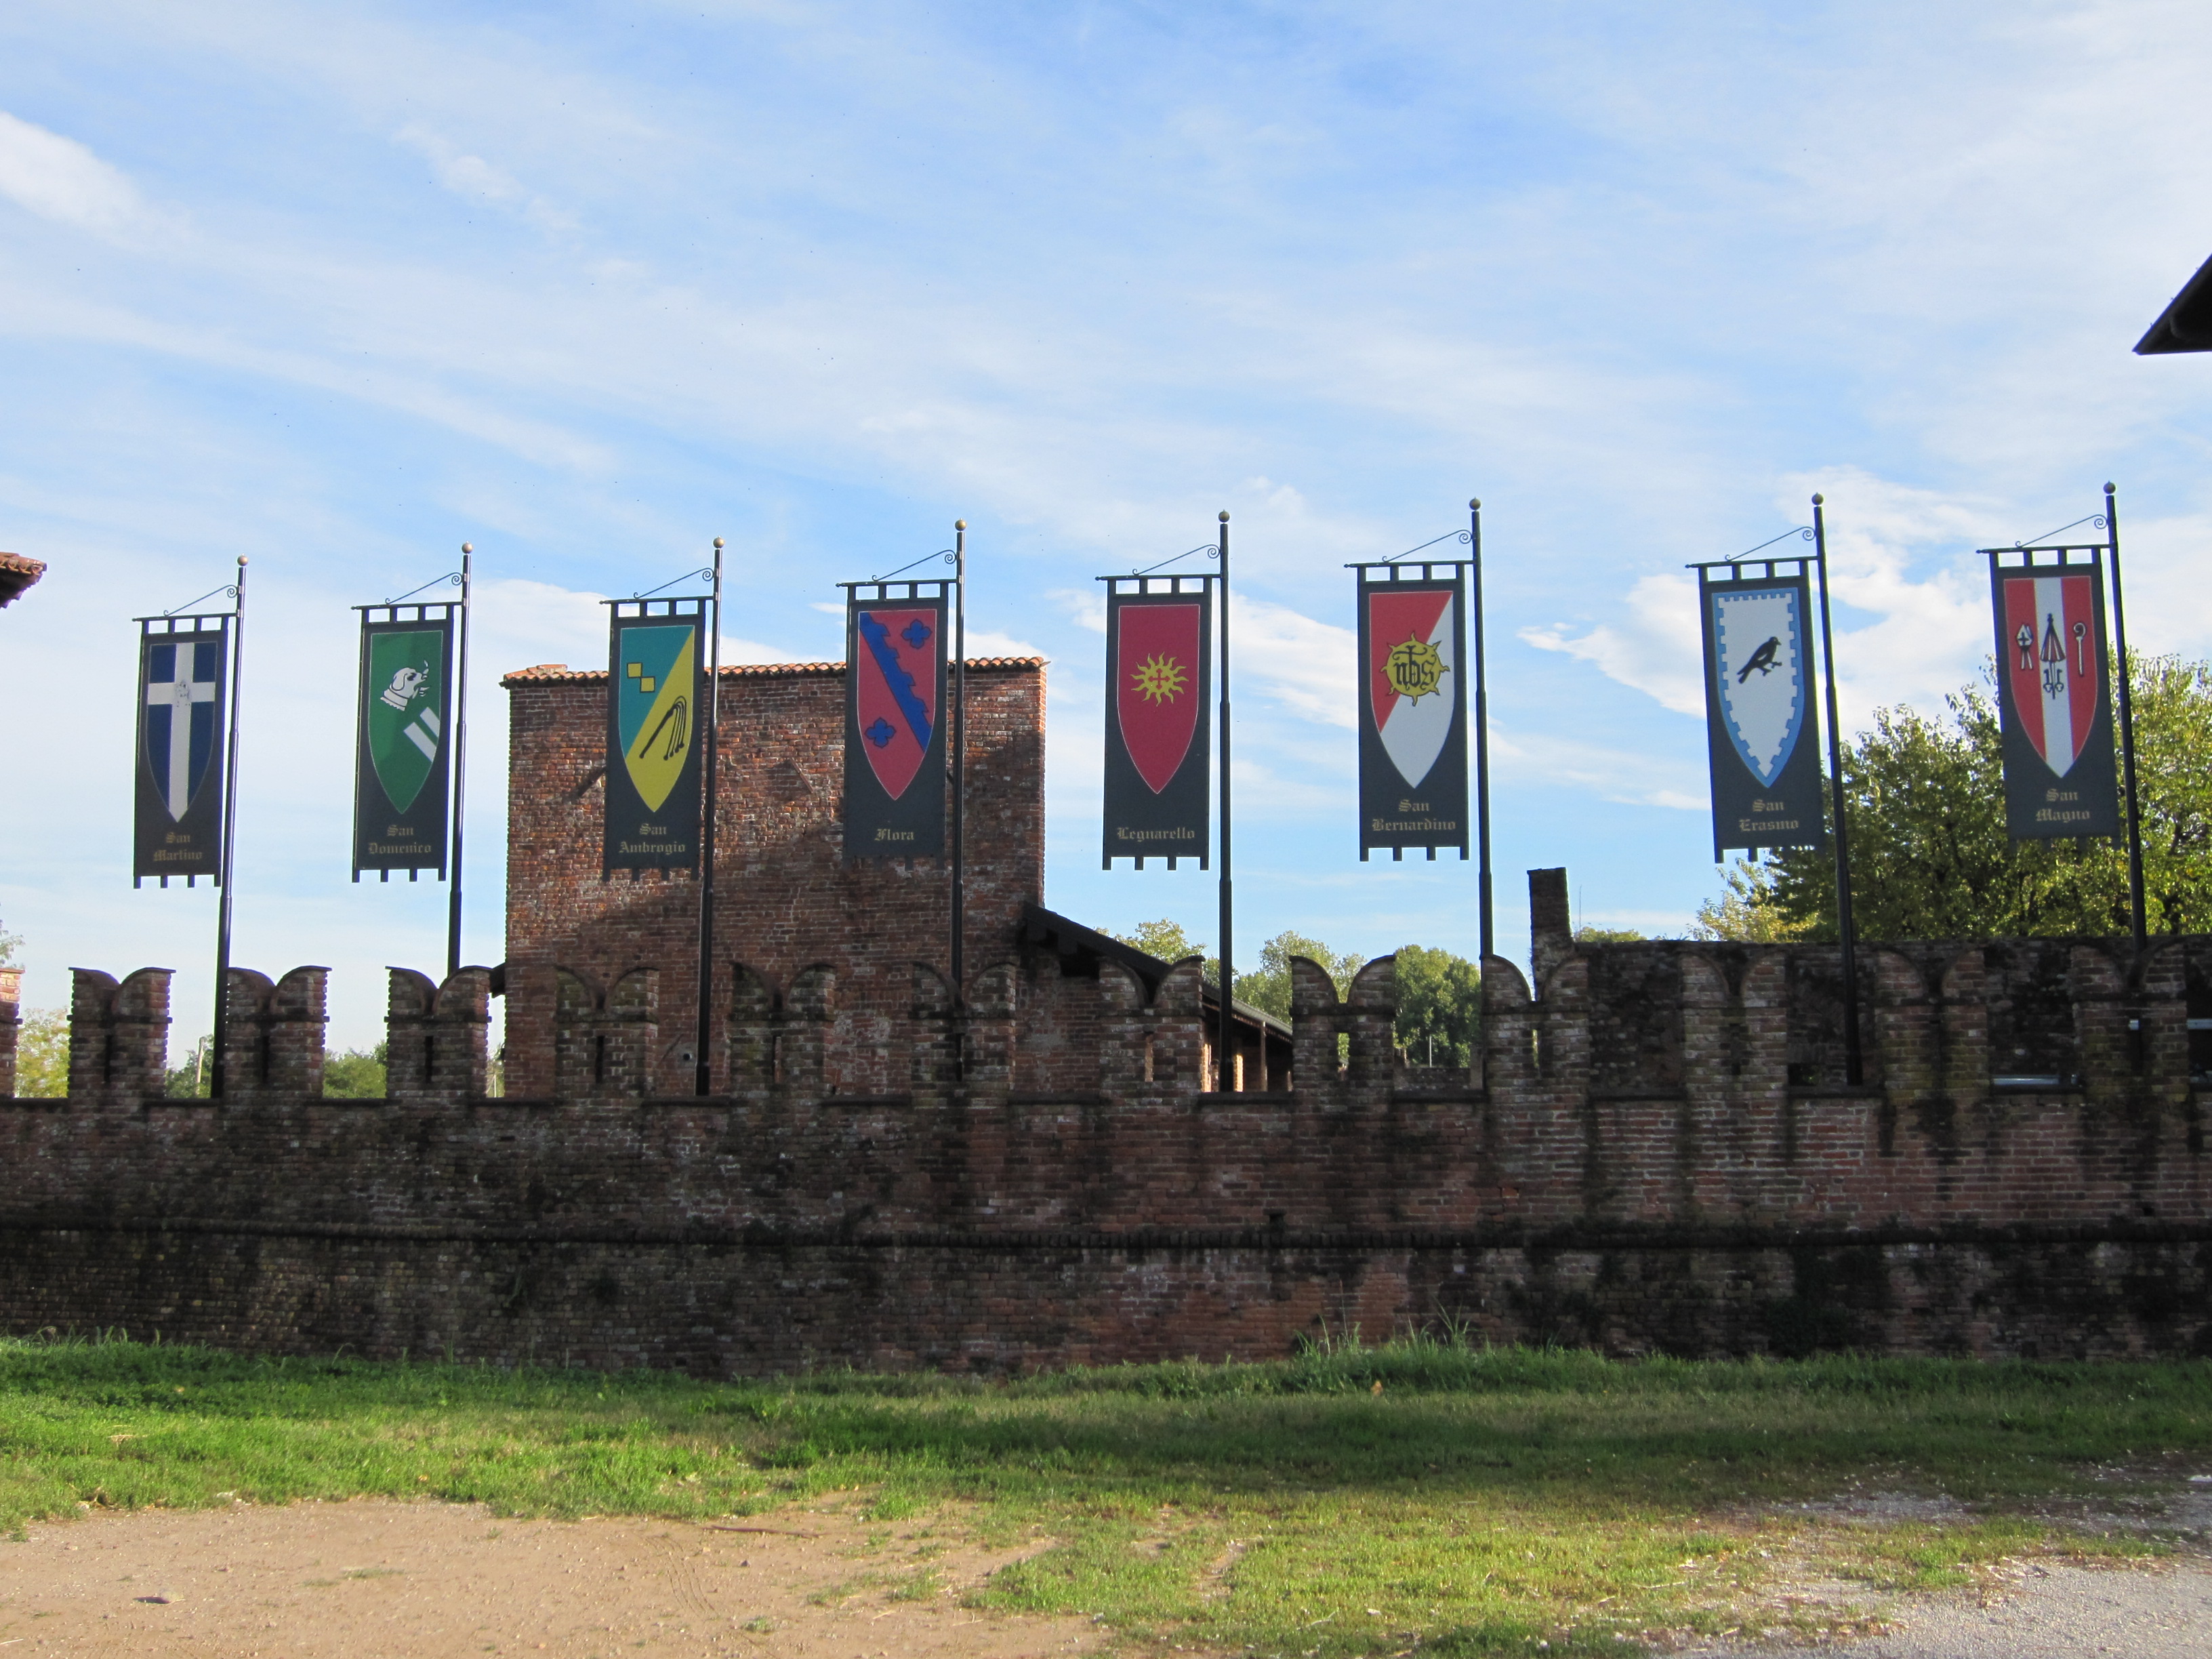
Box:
(1471, 497, 1493, 962)
(951, 520, 968, 1029)
(695, 536, 724, 1095)
(210, 556, 247, 1102)
(1216, 509, 1233, 1090)
(2104, 483, 2147, 958)
(446, 543, 473, 981)
(1809, 495, 1862, 1088)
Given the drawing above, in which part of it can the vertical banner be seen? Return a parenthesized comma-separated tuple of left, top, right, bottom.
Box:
(1356, 568, 1470, 859)
(1698, 565, 1826, 860)
(1102, 581, 1212, 867)
(134, 619, 229, 882)
(354, 611, 454, 878)
(844, 584, 949, 859)
(605, 600, 705, 872)
(1987, 554, 2120, 839)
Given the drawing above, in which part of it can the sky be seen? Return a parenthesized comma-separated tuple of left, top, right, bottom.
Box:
(3, 0, 2212, 1052)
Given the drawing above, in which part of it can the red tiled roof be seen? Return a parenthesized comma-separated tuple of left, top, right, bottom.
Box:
(0, 550, 46, 609)
(501, 656, 1046, 687)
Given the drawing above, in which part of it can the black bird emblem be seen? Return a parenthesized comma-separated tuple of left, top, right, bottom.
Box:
(1736, 636, 1781, 682)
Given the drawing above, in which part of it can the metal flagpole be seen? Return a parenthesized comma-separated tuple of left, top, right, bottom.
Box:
(1809, 495, 1862, 1087)
(1216, 509, 1233, 1090)
(210, 556, 248, 1101)
(1471, 497, 1494, 963)
(694, 537, 725, 1095)
(2104, 483, 2148, 957)
(951, 521, 968, 1028)
(446, 543, 473, 981)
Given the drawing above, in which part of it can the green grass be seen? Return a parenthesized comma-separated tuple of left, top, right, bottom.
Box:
(3, 1333, 2204, 1654)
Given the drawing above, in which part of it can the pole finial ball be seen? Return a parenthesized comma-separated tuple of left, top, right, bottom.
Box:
(1218, 510, 1231, 522)
(1469, 497, 1480, 510)
(1811, 493, 1824, 506)
(713, 537, 724, 549)
(461, 541, 472, 554)
(955, 520, 966, 531)
(2106, 481, 2116, 495)
(237, 555, 248, 566)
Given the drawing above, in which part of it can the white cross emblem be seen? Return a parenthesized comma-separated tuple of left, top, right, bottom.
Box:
(145, 646, 218, 819)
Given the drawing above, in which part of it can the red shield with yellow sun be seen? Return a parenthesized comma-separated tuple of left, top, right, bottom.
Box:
(1115, 600, 1203, 792)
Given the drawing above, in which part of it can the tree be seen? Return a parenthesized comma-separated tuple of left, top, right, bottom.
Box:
(1393, 943, 1481, 1066)
(324, 1042, 390, 1099)
(14, 1009, 67, 1097)
(0, 919, 20, 966)
(1572, 924, 1647, 943)
(1112, 918, 1205, 966)
(1691, 861, 1811, 942)
(164, 1036, 213, 1099)
(1233, 931, 1366, 1021)
(1725, 655, 2212, 941)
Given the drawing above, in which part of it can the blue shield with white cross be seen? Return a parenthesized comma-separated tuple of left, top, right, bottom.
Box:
(142, 636, 224, 819)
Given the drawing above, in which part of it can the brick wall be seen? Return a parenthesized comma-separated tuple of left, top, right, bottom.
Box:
(501, 659, 1044, 1099)
(1, 660, 2207, 1370)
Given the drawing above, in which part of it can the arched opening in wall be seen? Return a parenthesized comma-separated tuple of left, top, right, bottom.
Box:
(1984, 941, 2081, 1089)
(1785, 949, 1882, 1090)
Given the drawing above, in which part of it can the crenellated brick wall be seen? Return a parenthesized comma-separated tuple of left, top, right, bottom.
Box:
(0, 658, 2206, 1371)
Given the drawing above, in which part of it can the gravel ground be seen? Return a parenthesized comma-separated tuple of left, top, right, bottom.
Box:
(1715, 1561, 2212, 1658)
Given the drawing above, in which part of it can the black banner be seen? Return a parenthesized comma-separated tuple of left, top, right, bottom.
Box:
(844, 584, 949, 860)
(1698, 564, 1826, 860)
(134, 619, 228, 884)
(605, 600, 705, 872)
(1103, 580, 1212, 868)
(1987, 552, 2121, 840)
(354, 610, 453, 878)
(1356, 568, 1469, 859)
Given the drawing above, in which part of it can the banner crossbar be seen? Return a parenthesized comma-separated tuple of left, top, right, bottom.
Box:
(840, 578, 954, 603)
(1348, 560, 1471, 580)
(1980, 544, 2106, 562)
(1099, 573, 1214, 596)
(1689, 555, 1814, 580)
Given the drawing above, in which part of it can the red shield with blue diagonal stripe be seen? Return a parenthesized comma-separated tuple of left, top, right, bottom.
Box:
(853, 607, 939, 799)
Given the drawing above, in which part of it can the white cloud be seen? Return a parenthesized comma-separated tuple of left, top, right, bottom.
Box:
(394, 124, 576, 232)
(1521, 573, 1706, 718)
(0, 109, 142, 233)
(1233, 595, 1356, 729)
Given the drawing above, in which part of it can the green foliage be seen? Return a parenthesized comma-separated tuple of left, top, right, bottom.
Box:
(1571, 924, 1646, 943)
(1735, 657, 2212, 942)
(12, 1009, 66, 1097)
(0, 919, 20, 968)
(1393, 943, 1481, 1065)
(0, 1334, 2190, 1654)
(323, 1041, 390, 1099)
(1233, 930, 1364, 1021)
(164, 1036, 212, 1099)
(1112, 918, 1204, 965)
(1691, 860, 1813, 942)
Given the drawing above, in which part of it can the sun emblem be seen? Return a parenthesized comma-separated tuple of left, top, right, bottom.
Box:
(1132, 653, 1188, 704)
(1385, 636, 1447, 703)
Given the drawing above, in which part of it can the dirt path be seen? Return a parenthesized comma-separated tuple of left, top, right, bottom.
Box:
(0, 1499, 1105, 1657)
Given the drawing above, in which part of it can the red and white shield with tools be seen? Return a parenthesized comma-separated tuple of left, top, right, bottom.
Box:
(1998, 571, 2101, 777)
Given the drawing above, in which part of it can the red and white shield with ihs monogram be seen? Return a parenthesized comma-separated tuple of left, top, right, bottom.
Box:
(1366, 588, 1456, 787)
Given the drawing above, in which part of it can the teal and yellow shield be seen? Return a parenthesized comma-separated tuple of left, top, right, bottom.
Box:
(365, 628, 445, 812)
(617, 623, 696, 812)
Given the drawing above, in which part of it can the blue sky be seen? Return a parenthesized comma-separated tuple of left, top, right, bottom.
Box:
(4, 1, 2211, 1050)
